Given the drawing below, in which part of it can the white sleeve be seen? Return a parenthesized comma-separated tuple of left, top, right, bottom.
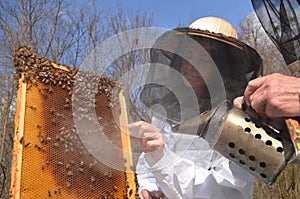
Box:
(135, 152, 161, 194)
(143, 146, 254, 199)
(136, 117, 254, 199)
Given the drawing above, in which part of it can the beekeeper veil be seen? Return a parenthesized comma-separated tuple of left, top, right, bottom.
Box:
(140, 17, 262, 129)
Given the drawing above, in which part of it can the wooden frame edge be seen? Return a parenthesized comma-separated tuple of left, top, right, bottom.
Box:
(119, 91, 137, 198)
(10, 76, 26, 199)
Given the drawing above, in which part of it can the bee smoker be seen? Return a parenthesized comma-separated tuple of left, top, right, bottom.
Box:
(200, 102, 299, 185)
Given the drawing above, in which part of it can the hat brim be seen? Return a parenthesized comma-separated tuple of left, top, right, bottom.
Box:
(152, 28, 262, 77)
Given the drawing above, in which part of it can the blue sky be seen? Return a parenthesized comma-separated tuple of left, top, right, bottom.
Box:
(100, 0, 254, 29)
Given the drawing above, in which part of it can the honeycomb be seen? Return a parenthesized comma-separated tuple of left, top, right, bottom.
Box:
(10, 46, 137, 199)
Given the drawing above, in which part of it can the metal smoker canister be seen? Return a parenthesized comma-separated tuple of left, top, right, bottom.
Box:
(205, 107, 295, 185)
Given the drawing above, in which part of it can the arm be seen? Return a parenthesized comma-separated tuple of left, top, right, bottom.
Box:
(143, 145, 254, 199)
(130, 120, 165, 199)
(135, 152, 162, 195)
(130, 119, 254, 199)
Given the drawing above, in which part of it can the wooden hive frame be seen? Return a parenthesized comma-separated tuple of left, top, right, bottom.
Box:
(10, 46, 137, 199)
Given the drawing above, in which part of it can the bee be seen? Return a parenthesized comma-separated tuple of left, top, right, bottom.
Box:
(53, 142, 60, 148)
(50, 118, 57, 125)
(56, 187, 61, 194)
(38, 146, 45, 152)
(49, 108, 56, 115)
(65, 164, 71, 170)
(48, 190, 51, 197)
(129, 189, 133, 197)
(79, 161, 84, 168)
(42, 93, 48, 99)
(26, 84, 33, 91)
(69, 147, 74, 154)
(59, 126, 66, 132)
(64, 148, 70, 153)
(59, 137, 65, 143)
(104, 171, 113, 179)
(56, 113, 64, 119)
(105, 190, 111, 196)
(41, 163, 45, 170)
(78, 168, 84, 173)
(39, 136, 44, 143)
(104, 171, 109, 177)
(19, 136, 24, 144)
(65, 181, 71, 189)
(89, 184, 95, 192)
(67, 171, 74, 176)
(122, 191, 127, 198)
(63, 104, 70, 109)
(31, 78, 37, 86)
(41, 87, 49, 92)
(63, 133, 70, 139)
(48, 87, 53, 94)
(91, 176, 96, 183)
(28, 105, 37, 111)
(112, 185, 118, 192)
(46, 136, 51, 143)
(56, 161, 63, 167)
(69, 160, 75, 165)
(37, 124, 42, 129)
(65, 98, 70, 104)
(24, 142, 31, 148)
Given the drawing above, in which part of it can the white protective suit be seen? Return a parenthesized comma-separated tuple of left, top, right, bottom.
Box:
(136, 117, 255, 199)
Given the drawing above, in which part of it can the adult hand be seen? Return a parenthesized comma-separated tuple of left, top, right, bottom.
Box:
(233, 96, 243, 110)
(140, 189, 164, 199)
(128, 121, 165, 162)
(234, 73, 300, 118)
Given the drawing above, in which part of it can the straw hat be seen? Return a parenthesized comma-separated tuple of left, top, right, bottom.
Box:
(189, 16, 238, 39)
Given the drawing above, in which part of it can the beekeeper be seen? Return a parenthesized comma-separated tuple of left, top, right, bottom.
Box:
(128, 16, 262, 199)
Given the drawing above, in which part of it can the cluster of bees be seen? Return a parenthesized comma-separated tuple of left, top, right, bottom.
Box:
(14, 46, 137, 199)
(14, 46, 121, 108)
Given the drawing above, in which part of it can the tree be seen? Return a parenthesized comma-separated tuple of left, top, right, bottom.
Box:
(238, 13, 288, 75)
(0, 0, 154, 198)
